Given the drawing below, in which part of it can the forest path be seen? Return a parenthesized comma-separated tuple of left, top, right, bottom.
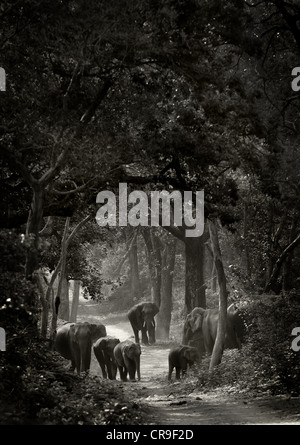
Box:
(77, 299, 300, 425)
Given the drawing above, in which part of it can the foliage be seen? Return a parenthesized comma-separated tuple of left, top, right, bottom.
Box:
(0, 340, 148, 425)
(192, 294, 300, 396)
(0, 230, 39, 331)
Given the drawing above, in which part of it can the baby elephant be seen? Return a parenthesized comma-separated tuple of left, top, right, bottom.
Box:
(168, 345, 199, 380)
(93, 336, 120, 380)
(113, 340, 141, 382)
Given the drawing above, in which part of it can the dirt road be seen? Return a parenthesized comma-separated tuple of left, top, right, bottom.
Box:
(77, 300, 300, 425)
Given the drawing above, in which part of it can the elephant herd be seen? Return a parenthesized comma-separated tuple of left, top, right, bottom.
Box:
(54, 301, 247, 382)
(54, 302, 159, 382)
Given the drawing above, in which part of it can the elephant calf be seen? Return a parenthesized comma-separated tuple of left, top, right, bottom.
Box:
(113, 340, 141, 382)
(93, 336, 120, 380)
(168, 345, 199, 380)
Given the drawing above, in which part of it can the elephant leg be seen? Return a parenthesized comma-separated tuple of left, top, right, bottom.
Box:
(111, 361, 117, 380)
(181, 363, 188, 378)
(168, 364, 174, 380)
(203, 331, 215, 354)
(175, 367, 181, 380)
(106, 356, 118, 380)
(106, 365, 113, 380)
(133, 328, 140, 343)
(94, 349, 107, 378)
(81, 342, 91, 374)
(103, 354, 112, 379)
(118, 366, 127, 381)
(122, 366, 128, 381)
(72, 344, 81, 374)
(125, 357, 136, 381)
(141, 327, 149, 345)
(136, 358, 141, 381)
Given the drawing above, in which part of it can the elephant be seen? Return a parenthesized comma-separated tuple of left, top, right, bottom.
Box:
(113, 340, 141, 382)
(168, 345, 199, 380)
(54, 321, 107, 374)
(127, 301, 159, 345)
(182, 303, 246, 359)
(93, 336, 120, 380)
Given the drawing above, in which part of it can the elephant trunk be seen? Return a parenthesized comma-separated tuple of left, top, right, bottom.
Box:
(148, 324, 156, 344)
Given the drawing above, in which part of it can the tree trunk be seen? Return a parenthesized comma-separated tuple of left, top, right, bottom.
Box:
(282, 216, 297, 294)
(156, 236, 177, 340)
(208, 219, 227, 370)
(49, 214, 93, 342)
(70, 279, 80, 322)
(264, 231, 300, 293)
(142, 228, 162, 307)
(25, 184, 44, 282)
(55, 217, 70, 319)
(128, 231, 141, 302)
(184, 236, 206, 313)
(206, 242, 218, 293)
(58, 275, 69, 320)
(34, 270, 49, 338)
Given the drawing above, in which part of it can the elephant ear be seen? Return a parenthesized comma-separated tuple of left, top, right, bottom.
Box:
(69, 323, 78, 343)
(152, 303, 159, 316)
(189, 307, 205, 333)
(123, 344, 132, 357)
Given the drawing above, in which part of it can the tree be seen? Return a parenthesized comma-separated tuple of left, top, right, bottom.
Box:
(156, 233, 177, 340)
(208, 219, 228, 370)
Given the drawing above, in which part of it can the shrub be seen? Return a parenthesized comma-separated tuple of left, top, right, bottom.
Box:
(193, 294, 300, 395)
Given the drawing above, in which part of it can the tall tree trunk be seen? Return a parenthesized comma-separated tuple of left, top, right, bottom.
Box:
(156, 236, 177, 340)
(206, 242, 218, 293)
(49, 214, 93, 343)
(208, 219, 227, 370)
(58, 275, 69, 321)
(34, 270, 49, 338)
(25, 184, 44, 281)
(264, 231, 300, 293)
(142, 228, 162, 307)
(55, 217, 70, 319)
(128, 231, 141, 302)
(282, 216, 297, 294)
(70, 280, 80, 322)
(185, 236, 205, 313)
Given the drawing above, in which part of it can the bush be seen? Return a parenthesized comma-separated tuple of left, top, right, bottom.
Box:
(193, 294, 300, 396)
(244, 294, 300, 395)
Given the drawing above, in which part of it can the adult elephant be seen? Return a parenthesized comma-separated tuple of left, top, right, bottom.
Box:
(55, 321, 107, 374)
(113, 340, 141, 381)
(182, 304, 246, 358)
(127, 301, 159, 345)
(93, 336, 120, 380)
